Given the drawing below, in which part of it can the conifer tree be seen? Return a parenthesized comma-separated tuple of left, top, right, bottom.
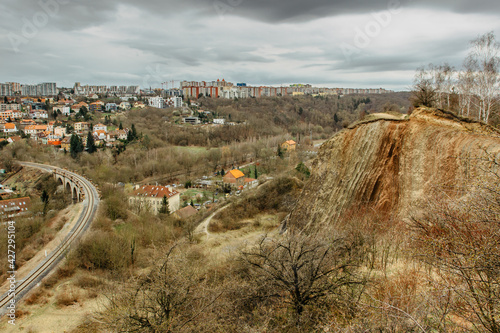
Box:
(87, 131, 97, 154)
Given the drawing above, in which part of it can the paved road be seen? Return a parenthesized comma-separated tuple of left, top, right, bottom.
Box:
(0, 162, 100, 315)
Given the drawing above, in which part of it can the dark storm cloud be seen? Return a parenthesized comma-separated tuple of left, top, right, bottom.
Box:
(3, 0, 499, 30)
(0, 0, 499, 89)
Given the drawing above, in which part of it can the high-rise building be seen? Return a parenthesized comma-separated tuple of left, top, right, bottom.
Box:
(7, 82, 21, 94)
(21, 82, 57, 96)
(0, 83, 12, 96)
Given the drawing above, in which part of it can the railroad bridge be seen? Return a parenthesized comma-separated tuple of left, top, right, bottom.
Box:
(53, 169, 85, 202)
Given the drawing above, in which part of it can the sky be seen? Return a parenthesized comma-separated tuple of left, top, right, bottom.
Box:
(0, 0, 499, 91)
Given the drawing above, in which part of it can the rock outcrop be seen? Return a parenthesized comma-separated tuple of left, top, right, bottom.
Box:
(288, 108, 500, 229)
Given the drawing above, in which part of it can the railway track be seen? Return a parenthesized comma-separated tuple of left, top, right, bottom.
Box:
(0, 162, 100, 315)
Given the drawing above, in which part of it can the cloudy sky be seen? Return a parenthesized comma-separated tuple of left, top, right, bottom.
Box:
(0, 0, 499, 90)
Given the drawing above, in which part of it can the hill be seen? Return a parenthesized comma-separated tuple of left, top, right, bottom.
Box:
(287, 107, 500, 229)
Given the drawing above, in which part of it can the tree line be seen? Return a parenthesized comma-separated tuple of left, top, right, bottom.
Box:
(412, 32, 500, 124)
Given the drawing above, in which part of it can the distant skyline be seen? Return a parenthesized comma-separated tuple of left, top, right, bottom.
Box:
(1, 0, 499, 91)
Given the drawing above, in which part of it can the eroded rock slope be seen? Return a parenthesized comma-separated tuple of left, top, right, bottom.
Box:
(288, 108, 500, 229)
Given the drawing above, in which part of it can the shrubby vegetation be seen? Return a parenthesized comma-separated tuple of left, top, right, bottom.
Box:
(0, 174, 71, 280)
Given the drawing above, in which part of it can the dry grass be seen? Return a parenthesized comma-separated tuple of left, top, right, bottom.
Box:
(24, 288, 50, 306)
(55, 290, 80, 307)
(74, 273, 103, 289)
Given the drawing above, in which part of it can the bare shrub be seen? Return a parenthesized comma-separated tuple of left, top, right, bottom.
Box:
(25, 288, 49, 306)
(412, 161, 500, 332)
(240, 228, 370, 326)
(101, 246, 221, 332)
(55, 290, 80, 307)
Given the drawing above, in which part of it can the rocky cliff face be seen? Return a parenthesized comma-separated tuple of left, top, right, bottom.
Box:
(288, 108, 500, 229)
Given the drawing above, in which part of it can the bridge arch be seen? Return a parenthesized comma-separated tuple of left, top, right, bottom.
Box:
(53, 171, 84, 203)
(65, 182, 71, 194)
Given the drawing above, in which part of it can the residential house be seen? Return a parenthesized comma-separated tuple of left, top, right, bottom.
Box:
(7, 136, 22, 144)
(213, 118, 225, 125)
(24, 125, 48, 136)
(173, 205, 198, 220)
(0, 103, 21, 111)
(31, 110, 48, 119)
(129, 185, 180, 214)
(93, 134, 104, 147)
(119, 101, 131, 110)
(107, 129, 127, 141)
(0, 110, 23, 120)
(3, 123, 17, 133)
(281, 140, 297, 151)
(53, 105, 70, 115)
(20, 119, 36, 126)
(223, 169, 245, 187)
(105, 103, 118, 112)
(54, 126, 67, 137)
(133, 102, 146, 109)
(89, 102, 103, 112)
(244, 177, 258, 189)
(74, 122, 90, 133)
(93, 123, 107, 132)
(47, 134, 62, 146)
(61, 136, 71, 150)
(94, 130, 107, 141)
(71, 101, 88, 113)
(0, 197, 31, 220)
(0, 111, 13, 121)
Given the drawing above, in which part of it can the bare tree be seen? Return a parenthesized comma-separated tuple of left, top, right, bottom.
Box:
(464, 32, 500, 123)
(457, 67, 475, 117)
(411, 66, 438, 108)
(412, 154, 500, 333)
(438, 63, 456, 109)
(240, 230, 369, 324)
(102, 246, 221, 332)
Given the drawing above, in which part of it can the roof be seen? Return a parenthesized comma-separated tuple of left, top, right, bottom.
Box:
(0, 197, 31, 214)
(132, 185, 179, 199)
(175, 205, 198, 219)
(25, 125, 47, 130)
(285, 140, 296, 145)
(226, 169, 245, 179)
(94, 130, 107, 136)
(4, 123, 16, 129)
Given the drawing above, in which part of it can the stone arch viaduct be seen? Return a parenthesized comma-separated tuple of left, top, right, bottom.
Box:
(53, 169, 85, 202)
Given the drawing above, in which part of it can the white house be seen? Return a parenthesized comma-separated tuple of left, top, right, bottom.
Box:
(129, 185, 180, 214)
(53, 105, 70, 116)
(213, 119, 225, 125)
(31, 111, 48, 119)
(3, 123, 17, 133)
(54, 126, 67, 137)
(119, 102, 131, 110)
(105, 103, 118, 112)
(93, 123, 107, 132)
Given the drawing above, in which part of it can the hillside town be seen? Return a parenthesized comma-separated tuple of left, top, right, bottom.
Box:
(0, 79, 393, 150)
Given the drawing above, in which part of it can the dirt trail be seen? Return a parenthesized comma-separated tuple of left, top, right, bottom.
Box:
(194, 205, 229, 239)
